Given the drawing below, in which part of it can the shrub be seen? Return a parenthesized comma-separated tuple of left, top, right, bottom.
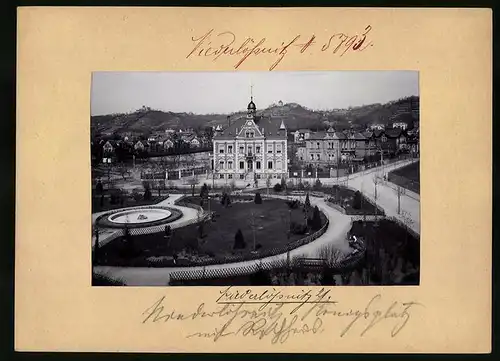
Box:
(297, 182, 305, 190)
(254, 192, 263, 204)
(310, 206, 322, 231)
(221, 192, 231, 207)
(273, 183, 283, 192)
(143, 187, 152, 201)
(353, 191, 362, 209)
(233, 229, 246, 249)
(290, 221, 308, 235)
(96, 180, 103, 194)
(200, 183, 209, 199)
(286, 180, 294, 189)
(286, 199, 299, 209)
(132, 189, 142, 202)
(305, 193, 311, 209)
(313, 179, 322, 190)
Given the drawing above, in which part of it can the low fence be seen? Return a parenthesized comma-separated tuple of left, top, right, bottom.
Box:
(168, 232, 368, 285)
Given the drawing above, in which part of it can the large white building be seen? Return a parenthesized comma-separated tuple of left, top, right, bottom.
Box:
(212, 96, 288, 181)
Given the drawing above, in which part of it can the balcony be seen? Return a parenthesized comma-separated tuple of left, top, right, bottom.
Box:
(245, 153, 255, 159)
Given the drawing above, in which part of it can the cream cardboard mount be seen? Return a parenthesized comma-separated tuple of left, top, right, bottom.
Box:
(15, 7, 491, 353)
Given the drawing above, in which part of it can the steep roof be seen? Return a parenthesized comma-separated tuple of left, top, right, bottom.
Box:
(307, 131, 327, 140)
(385, 128, 403, 138)
(351, 132, 366, 140)
(213, 116, 287, 141)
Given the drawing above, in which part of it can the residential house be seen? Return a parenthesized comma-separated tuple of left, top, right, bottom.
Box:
(212, 95, 288, 181)
(392, 122, 409, 130)
(102, 140, 115, 155)
(369, 124, 385, 131)
(293, 128, 311, 143)
(134, 140, 146, 152)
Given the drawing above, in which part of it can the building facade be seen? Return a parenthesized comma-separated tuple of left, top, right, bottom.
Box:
(212, 97, 288, 181)
(298, 128, 376, 166)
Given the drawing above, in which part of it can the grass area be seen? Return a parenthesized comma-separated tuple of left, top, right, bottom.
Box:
(95, 196, 326, 267)
(391, 161, 420, 182)
(388, 161, 420, 194)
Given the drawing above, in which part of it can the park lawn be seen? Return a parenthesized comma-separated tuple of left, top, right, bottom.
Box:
(96, 196, 326, 267)
(184, 196, 326, 255)
(391, 161, 420, 183)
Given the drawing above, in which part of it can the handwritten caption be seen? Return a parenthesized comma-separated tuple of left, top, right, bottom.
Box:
(186, 26, 374, 71)
(142, 287, 423, 344)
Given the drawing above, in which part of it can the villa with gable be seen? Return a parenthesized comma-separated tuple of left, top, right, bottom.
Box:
(212, 95, 288, 182)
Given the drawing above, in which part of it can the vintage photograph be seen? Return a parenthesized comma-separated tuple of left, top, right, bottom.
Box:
(91, 71, 420, 287)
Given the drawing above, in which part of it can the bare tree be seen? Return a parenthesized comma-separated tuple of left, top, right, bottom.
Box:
(372, 173, 381, 202)
(266, 176, 271, 196)
(395, 185, 406, 214)
(317, 244, 344, 268)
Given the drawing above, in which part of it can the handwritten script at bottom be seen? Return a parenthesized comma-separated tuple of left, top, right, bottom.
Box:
(141, 288, 423, 344)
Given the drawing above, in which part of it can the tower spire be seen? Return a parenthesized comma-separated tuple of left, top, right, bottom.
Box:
(250, 81, 253, 100)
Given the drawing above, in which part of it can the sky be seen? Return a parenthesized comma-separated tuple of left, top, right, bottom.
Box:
(91, 71, 419, 116)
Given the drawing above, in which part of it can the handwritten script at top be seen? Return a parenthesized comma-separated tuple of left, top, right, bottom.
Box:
(142, 287, 423, 344)
(186, 26, 374, 71)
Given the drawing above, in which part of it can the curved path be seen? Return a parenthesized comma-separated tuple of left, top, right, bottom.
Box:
(93, 159, 420, 286)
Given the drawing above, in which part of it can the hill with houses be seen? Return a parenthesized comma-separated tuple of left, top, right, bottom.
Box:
(91, 96, 419, 137)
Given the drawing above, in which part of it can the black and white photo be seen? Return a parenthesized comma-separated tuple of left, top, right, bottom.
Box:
(91, 71, 420, 287)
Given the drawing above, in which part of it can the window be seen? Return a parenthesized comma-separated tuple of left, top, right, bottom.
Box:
(219, 161, 224, 169)
(268, 161, 273, 169)
(257, 174, 261, 179)
(239, 146, 244, 154)
(219, 146, 224, 154)
(240, 174, 244, 179)
(256, 161, 261, 169)
(248, 146, 253, 155)
(219, 174, 224, 179)
(277, 160, 282, 170)
(239, 161, 244, 169)
(277, 144, 282, 153)
(228, 161, 233, 169)
(228, 145, 233, 153)
(267, 144, 273, 153)
(228, 174, 233, 179)
(256, 146, 261, 154)
(316, 154, 320, 160)
(310, 154, 314, 160)
(317, 142, 320, 149)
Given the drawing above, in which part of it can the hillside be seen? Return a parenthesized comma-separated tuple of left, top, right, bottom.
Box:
(91, 96, 419, 135)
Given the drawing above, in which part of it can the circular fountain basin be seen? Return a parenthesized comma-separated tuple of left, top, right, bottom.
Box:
(95, 206, 183, 229)
(108, 209, 172, 224)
